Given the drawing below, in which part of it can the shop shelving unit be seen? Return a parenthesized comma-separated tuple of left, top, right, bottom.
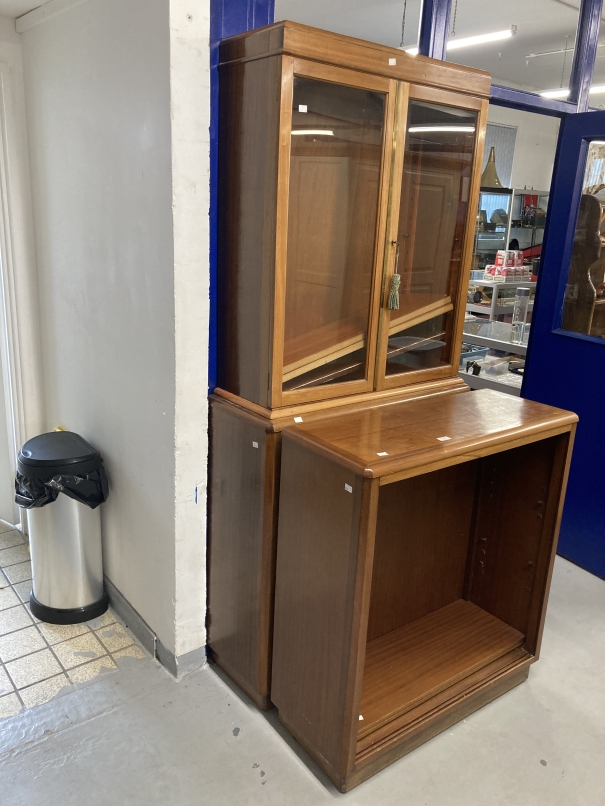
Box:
(466, 279, 536, 321)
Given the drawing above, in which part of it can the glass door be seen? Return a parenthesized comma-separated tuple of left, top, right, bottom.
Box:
(376, 86, 487, 389)
(272, 58, 397, 406)
(524, 111, 605, 579)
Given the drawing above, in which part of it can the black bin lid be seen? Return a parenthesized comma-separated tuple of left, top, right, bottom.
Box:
(18, 431, 102, 480)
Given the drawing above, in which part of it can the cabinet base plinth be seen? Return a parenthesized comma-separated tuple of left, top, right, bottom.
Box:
(280, 660, 531, 793)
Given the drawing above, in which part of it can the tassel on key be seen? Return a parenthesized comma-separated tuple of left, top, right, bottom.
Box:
(388, 273, 401, 310)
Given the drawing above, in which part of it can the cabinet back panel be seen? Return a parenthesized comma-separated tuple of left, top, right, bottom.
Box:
(367, 462, 477, 642)
(470, 438, 559, 637)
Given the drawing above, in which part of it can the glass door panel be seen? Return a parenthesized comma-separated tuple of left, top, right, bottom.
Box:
(383, 99, 478, 379)
(282, 76, 386, 393)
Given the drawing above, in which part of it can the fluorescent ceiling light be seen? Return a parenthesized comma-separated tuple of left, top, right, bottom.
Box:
(540, 84, 605, 99)
(409, 126, 475, 133)
(403, 27, 515, 56)
(540, 88, 570, 99)
(291, 129, 334, 136)
(447, 28, 515, 51)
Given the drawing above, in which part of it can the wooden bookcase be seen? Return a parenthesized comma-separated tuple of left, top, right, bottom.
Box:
(209, 20, 578, 789)
(271, 390, 577, 791)
(208, 379, 467, 708)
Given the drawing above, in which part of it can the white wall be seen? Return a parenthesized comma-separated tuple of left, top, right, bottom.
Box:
(0, 15, 44, 527)
(487, 105, 560, 193)
(20, 0, 209, 659)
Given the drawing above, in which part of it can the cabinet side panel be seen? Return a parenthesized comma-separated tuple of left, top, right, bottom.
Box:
(208, 402, 270, 700)
(367, 463, 477, 642)
(217, 57, 281, 406)
(469, 437, 560, 638)
(272, 437, 361, 774)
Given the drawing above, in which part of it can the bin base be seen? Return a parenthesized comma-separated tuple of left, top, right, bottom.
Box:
(30, 591, 109, 625)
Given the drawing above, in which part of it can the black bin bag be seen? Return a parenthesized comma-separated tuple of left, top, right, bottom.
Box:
(15, 431, 109, 510)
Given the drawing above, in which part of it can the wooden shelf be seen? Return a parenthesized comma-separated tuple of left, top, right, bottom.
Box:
(358, 599, 524, 739)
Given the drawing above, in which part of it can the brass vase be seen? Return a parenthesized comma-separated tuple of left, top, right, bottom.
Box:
(481, 146, 504, 188)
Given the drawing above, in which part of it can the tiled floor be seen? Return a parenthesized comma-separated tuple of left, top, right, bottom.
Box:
(0, 522, 145, 718)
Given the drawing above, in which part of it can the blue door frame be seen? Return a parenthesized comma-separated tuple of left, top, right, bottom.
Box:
(524, 111, 605, 579)
(209, 0, 605, 575)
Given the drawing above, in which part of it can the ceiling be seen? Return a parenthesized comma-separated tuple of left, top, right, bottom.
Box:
(274, 0, 605, 94)
(0, 0, 48, 18)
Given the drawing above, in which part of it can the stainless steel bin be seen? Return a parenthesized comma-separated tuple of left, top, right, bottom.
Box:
(16, 431, 108, 624)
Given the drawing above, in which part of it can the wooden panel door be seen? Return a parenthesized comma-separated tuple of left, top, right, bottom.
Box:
(376, 86, 488, 391)
(272, 58, 398, 407)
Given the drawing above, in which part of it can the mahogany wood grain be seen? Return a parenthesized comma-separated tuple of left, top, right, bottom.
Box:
(286, 389, 578, 480)
(217, 55, 281, 406)
(271, 391, 576, 791)
(360, 600, 524, 738)
(366, 463, 477, 641)
(219, 21, 491, 100)
(212, 376, 468, 421)
(271, 438, 364, 774)
(208, 401, 274, 708)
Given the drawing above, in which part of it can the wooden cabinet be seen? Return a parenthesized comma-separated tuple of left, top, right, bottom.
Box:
(208, 379, 466, 708)
(217, 21, 489, 410)
(271, 390, 577, 791)
(210, 20, 577, 790)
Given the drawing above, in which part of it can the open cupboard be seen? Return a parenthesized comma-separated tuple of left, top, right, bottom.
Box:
(209, 19, 577, 791)
(271, 391, 576, 791)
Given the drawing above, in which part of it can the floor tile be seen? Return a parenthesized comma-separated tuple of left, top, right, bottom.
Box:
(52, 632, 106, 670)
(0, 521, 16, 534)
(0, 625, 47, 662)
(0, 605, 33, 637)
(23, 601, 40, 623)
(0, 544, 30, 568)
(0, 569, 9, 589)
(37, 621, 90, 646)
(13, 580, 32, 603)
(0, 665, 14, 696)
(19, 674, 71, 708)
(113, 644, 146, 661)
(0, 692, 22, 718)
(6, 649, 62, 688)
(2, 561, 32, 585)
(95, 622, 133, 653)
(68, 656, 117, 684)
(84, 609, 117, 630)
(0, 531, 25, 551)
(0, 586, 19, 611)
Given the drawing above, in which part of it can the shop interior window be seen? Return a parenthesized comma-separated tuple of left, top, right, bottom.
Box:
(561, 141, 605, 339)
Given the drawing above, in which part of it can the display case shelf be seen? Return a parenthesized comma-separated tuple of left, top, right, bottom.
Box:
(459, 369, 523, 396)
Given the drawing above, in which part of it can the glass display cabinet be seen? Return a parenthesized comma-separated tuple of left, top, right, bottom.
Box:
(217, 23, 488, 410)
(209, 21, 575, 792)
(473, 188, 549, 270)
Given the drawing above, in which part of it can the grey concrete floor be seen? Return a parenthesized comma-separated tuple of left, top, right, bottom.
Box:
(0, 555, 603, 805)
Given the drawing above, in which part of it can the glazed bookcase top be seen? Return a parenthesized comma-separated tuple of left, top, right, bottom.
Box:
(219, 20, 491, 99)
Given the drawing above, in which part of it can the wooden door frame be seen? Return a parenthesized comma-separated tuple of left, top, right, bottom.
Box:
(270, 57, 398, 408)
(374, 84, 488, 392)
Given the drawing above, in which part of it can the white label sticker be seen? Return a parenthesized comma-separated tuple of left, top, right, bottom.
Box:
(294, 416, 303, 423)
(359, 715, 364, 721)
(437, 436, 451, 442)
(345, 484, 353, 493)
(252, 441, 259, 448)
(377, 451, 389, 456)
(298, 104, 308, 113)
(388, 57, 396, 65)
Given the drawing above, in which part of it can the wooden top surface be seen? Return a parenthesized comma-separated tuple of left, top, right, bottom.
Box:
(219, 20, 491, 99)
(284, 389, 578, 478)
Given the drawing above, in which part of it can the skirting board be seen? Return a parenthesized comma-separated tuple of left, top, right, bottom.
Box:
(104, 575, 207, 678)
